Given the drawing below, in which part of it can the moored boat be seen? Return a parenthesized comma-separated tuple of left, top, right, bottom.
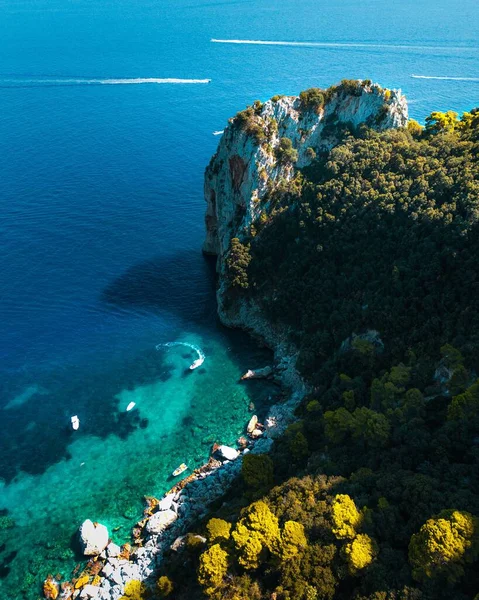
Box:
(172, 463, 188, 477)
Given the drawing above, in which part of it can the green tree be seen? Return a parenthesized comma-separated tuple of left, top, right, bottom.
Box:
(408, 510, 479, 582)
(227, 238, 251, 289)
(206, 518, 232, 544)
(276, 137, 298, 164)
(279, 520, 308, 560)
(156, 576, 174, 598)
(242, 453, 274, 496)
(351, 407, 390, 447)
(447, 380, 479, 421)
(232, 501, 281, 569)
(425, 111, 459, 135)
(324, 407, 355, 444)
(344, 533, 378, 573)
(198, 543, 229, 596)
(331, 494, 363, 539)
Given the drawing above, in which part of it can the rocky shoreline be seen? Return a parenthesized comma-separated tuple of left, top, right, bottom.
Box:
(43, 349, 307, 600)
(41, 82, 406, 600)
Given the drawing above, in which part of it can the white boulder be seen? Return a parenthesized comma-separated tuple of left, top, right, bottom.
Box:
(79, 520, 109, 556)
(79, 585, 101, 599)
(247, 415, 258, 433)
(158, 493, 176, 511)
(217, 445, 240, 461)
(146, 509, 177, 534)
(106, 542, 121, 558)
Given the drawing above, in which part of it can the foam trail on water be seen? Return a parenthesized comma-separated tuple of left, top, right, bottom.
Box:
(0, 77, 211, 87)
(211, 39, 477, 52)
(412, 75, 479, 81)
(156, 341, 205, 370)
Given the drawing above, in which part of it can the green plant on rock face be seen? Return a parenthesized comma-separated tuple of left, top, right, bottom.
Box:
(276, 137, 298, 165)
(226, 238, 251, 289)
(299, 88, 325, 113)
(119, 580, 147, 600)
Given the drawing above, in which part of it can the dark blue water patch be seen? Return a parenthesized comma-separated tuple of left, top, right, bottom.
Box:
(0, 347, 173, 483)
(101, 251, 218, 325)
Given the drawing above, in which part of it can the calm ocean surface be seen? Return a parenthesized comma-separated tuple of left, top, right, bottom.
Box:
(0, 0, 478, 595)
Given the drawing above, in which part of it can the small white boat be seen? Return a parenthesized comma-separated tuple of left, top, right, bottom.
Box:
(172, 463, 188, 477)
(126, 401, 136, 412)
(189, 357, 204, 370)
(71, 415, 80, 431)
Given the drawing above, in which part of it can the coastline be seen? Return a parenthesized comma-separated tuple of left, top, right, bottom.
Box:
(48, 325, 308, 600)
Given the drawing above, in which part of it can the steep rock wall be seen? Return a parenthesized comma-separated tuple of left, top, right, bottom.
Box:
(204, 82, 408, 262)
(203, 81, 408, 384)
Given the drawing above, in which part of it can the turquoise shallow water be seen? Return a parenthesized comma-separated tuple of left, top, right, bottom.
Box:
(0, 0, 478, 596)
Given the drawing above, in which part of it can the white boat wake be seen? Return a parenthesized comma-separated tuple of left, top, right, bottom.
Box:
(412, 75, 479, 81)
(211, 39, 476, 52)
(156, 341, 205, 370)
(0, 77, 211, 87)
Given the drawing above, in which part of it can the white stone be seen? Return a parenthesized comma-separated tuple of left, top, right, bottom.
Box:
(216, 445, 240, 461)
(146, 509, 177, 534)
(79, 520, 109, 556)
(79, 585, 101, 599)
(247, 415, 258, 433)
(106, 542, 121, 558)
(158, 493, 176, 511)
(109, 569, 123, 586)
(251, 428, 264, 439)
(101, 563, 114, 578)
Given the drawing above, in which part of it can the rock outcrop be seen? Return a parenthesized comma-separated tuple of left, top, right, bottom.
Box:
(204, 81, 408, 268)
(79, 520, 109, 556)
(203, 79, 408, 395)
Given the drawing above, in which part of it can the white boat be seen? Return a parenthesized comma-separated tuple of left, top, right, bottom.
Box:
(126, 401, 136, 412)
(172, 463, 188, 477)
(71, 415, 80, 431)
(189, 358, 204, 370)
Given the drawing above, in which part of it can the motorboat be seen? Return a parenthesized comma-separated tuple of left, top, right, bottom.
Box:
(172, 463, 188, 477)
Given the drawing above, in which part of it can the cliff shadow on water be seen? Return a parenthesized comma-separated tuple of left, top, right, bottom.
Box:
(101, 250, 219, 326)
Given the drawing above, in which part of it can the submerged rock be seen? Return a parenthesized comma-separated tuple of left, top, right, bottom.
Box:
(241, 366, 273, 380)
(79, 520, 109, 556)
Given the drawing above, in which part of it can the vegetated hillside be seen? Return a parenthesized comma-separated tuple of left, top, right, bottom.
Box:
(155, 105, 479, 600)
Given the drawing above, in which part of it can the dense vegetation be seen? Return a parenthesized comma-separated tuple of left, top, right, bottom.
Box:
(156, 107, 479, 599)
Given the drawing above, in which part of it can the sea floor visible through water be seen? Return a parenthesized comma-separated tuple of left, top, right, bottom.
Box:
(0, 325, 278, 597)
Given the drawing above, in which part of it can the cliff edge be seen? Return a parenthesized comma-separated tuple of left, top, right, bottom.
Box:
(203, 80, 408, 369)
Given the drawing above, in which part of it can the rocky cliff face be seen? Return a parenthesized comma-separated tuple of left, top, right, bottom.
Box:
(204, 82, 408, 260)
(203, 81, 408, 383)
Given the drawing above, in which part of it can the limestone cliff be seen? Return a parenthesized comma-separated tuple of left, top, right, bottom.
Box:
(203, 81, 408, 383)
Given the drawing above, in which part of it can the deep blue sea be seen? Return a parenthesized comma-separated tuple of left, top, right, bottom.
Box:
(0, 0, 478, 595)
